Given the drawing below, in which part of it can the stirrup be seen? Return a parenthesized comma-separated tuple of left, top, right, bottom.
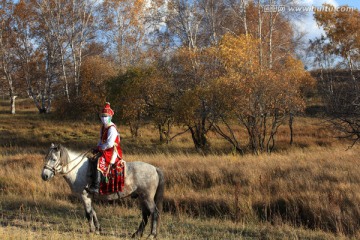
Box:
(87, 186, 99, 194)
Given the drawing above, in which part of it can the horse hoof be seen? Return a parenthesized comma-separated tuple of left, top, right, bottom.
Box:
(132, 232, 142, 238)
(147, 234, 157, 239)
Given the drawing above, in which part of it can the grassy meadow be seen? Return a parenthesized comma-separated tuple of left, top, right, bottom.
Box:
(1, 99, 360, 239)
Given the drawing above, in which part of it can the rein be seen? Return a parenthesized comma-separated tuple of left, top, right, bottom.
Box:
(44, 149, 92, 176)
(59, 149, 92, 175)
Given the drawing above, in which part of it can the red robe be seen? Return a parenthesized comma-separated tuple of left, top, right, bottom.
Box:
(97, 124, 122, 175)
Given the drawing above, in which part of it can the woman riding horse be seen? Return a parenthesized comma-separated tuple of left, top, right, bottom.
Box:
(41, 144, 164, 238)
(88, 102, 123, 194)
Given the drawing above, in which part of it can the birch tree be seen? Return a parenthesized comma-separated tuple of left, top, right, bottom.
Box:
(312, 4, 360, 144)
(213, 34, 313, 154)
(12, 0, 44, 111)
(0, 0, 17, 114)
(35, 0, 98, 101)
(100, 0, 148, 71)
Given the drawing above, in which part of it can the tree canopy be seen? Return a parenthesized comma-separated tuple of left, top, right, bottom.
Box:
(0, 0, 328, 153)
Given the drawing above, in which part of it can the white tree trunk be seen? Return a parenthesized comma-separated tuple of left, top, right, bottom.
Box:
(11, 95, 17, 114)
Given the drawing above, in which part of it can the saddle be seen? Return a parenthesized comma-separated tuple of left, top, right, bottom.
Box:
(89, 153, 125, 195)
(99, 160, 125, 195)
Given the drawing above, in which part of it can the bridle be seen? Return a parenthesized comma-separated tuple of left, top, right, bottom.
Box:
(43, 146, 63, 176)
(43, 145, 91, 176)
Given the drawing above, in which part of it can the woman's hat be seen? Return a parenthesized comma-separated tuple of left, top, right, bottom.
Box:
(101, 102, 114, 116)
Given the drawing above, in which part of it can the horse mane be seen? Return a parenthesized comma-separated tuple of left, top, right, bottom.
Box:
(58, 144, 71, 165)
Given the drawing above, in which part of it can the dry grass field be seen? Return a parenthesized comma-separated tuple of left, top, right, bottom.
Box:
(0, 99, 359, 239)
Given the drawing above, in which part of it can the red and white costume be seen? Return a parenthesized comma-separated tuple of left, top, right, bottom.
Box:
(96, 103, 123, 175)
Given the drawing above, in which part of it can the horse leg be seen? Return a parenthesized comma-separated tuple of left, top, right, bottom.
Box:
(136, 169, 164, 239)
(134, 199, 158, 239)
(132, 201, 151, 238)
(81, 192, 100, 234)
(91, 208, 101, 234)
(150, 205, 160, 238)
(151, 169, 164, 238)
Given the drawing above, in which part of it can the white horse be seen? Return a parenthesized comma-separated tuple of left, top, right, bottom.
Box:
(41, 143, 164, 238)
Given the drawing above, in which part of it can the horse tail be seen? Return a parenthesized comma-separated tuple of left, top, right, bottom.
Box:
(154, 168, 165, 213)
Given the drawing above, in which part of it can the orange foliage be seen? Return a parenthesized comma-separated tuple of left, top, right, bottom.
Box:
(217, 34, 313, 116)
(54, 56, 117, 120)
(214, 33, 314, 153)
(314, 4, 360, 58)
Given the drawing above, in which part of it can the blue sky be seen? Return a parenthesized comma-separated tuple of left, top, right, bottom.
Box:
(291, 0, 359, 67)
(336, 0, 360, 8)
(299, 0, 360, 9)
(292, 0, 359, 42)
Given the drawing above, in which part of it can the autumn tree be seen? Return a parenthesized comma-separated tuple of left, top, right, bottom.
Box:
(12, 0, 45, 112)
(165, 46, 223, 151)
(159, 0, 308, 152)
(208, 1, 307, 152)
(308, 35, 338, 115)
(165, 0, 228, 48)
(106, 67, 150, 137)
(222, 1, 300, 70)
(142, 66, 176, 143)
(99, 0, 160, 71)
(0, 0, 18, 114)
(0, 0, 59, 114)
(54, 55, 117, 120)
(64, 0, 99, 97)
(315, 4, 360, 81)
(312, 5, 360, 144)
(213, 34, 312, 154)
(14, 0, 99, 113)
(163, 0, 224, 151)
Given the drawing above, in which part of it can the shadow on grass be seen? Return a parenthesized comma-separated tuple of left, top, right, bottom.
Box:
(0, 196, 142, 238)
(252, 197, 360, 236)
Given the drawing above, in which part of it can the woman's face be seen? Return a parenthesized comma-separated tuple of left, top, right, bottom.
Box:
(100, 116, 111, 125)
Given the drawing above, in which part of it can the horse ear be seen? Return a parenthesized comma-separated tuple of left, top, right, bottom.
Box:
(50, 143, 60, 151)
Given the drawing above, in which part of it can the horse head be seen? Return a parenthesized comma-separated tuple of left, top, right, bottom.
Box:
(41, 143, 67, 181)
